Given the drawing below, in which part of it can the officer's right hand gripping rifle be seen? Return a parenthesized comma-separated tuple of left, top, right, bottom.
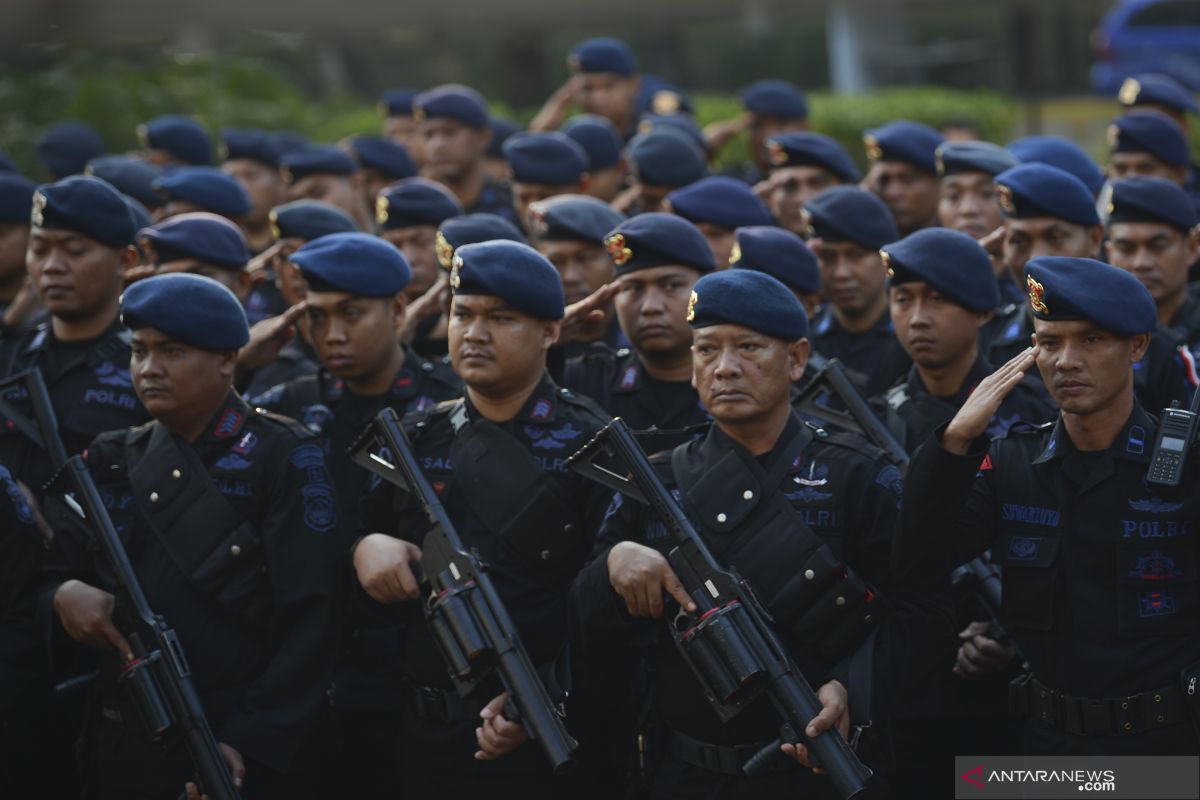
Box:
(348, 407, 578, 773)
(568, 418, 873, 800)
(0, 369, 242, 800)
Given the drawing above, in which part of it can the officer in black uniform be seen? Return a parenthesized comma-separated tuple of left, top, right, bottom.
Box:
(346, 134, 417, 211)
(241, 199, 359, 398)
(563, 212, 715, 432)
(220, 128, 287, 256)
(280, 145, 372, 231)
(804, 186, 912, 396)
(1115, 73, 1200, 222)
(1104, 177, 1200, 361)
(1107, 111, 1193, 190)
(620, 128, 708, 216)
(502, 131, 589, 230)
(43, 272, 343, 798)
(376, 177, 464, 305)
(758, 132, 860, 239)
(861, 121, 945, 237)
(879, 227, 1053, 450)
(0, 173, 35, 326)
(704, 79, 810, 186)
(250, 231, 459, 797)
(137, 115, 213, 168)
(562, 115, 628, 203)
(351, 240, 612, 798)
(987, 163, 1196, 413)
(527, 194, 626, 358)
(569, 269, 904, 798)
(413, 85, 516, 224)
(896, 256, 1200, 756)
(730, 225, 822, 321)
(664, 176, 773, 267)
(137, 212, 254, 306)
(530, 38, 641, 142)
(152, 166, 252, 224)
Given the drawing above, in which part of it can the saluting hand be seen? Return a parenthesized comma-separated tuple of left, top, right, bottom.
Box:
(399, 275, 450, 344)
(559, 281, 621, 344)
(607, 541, 696, 619)
(353, 534, 423, 604)
(942, 346, 1038, 455)
(234, 301, 308, 380)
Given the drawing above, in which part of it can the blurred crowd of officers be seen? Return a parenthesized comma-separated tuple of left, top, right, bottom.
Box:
(2, 34, 1200, 800)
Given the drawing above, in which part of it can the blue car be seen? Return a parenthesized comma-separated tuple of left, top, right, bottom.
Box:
(1091, 0, 1200, 93)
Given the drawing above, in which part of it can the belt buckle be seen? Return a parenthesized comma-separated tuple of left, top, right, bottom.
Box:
(1081, 698, 1114, 736)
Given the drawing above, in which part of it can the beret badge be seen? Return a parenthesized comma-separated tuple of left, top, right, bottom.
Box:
(1118, 77, 1141, 107)
(997, 184, 1015, 215)
(436, 231, 455, 269)
(30, 191, 47, 227)
(651, 91, 681, 115)
(605, 232, 632, 266)
(686, 290, 698, 322)
(863, 134, 882, 161)
(375, 195, 390, 225)
(450, 256, 463, 289)
(728, 241, 741, 266)
(1027, 275, 1048, 315)
(269, 210, 281, 241)
(880, 249, 893, 278)
(767, 140, 788, 167)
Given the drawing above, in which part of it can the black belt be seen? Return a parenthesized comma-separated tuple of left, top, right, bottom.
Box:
(666, 729, 793, 777)
(1011, 674, 1186, 737)
(406, 682, 473, 724)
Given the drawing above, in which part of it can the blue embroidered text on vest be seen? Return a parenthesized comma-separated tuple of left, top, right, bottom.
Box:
(1001, 504, 1061, 527)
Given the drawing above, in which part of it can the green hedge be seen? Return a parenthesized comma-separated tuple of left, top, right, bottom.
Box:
(2, 52, 1022, 178)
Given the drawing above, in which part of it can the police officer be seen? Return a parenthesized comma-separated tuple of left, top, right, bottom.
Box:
(351, 240, 612, 798)
(137, 115, 213, 167)
(705, 79, 810, 185)
(1116, 74, 1200, 222)
(758, 132, 860, 238)
(987, 163, 1195, 413)
(618, 127, 708, 216)
(249, 232, 459, 797)
(664, 176, 773, 266)
(86, 155, 164, 216)
(153, 166, 253, 223)
(379, 88, 422, 157)
(1105, 177, 1200, 361)
(1006, 135, 1107, 199)
(861, 120, 945, 236)
(220, 128, 288, 256)
(43, 273, 343, 798)
(37, 122, 105, 181)
(414, 85, 516, 223)
(531, 38, 641, 140)
(563, 213, 714, 432)
(803, 186, 912, 395)
(569, 269, 901, 798)
(240, 199, 359, 398)
(562, 115, 628, 203)
(484, 117, 521, 184)
(281, 145, 372, 231)
(0, 173, 35, 323)
(730, 225, 822, 321)
(502, 131, 590, 230)
(527, 194, 626, 356)
(376, 177, 464, 304)
(1107, 112, 1194, 195)
(879, 228, 1053, 451)
(137, 212, 253, 306)
(346, 134, 417, 211)
(896, 257, 1200, 756)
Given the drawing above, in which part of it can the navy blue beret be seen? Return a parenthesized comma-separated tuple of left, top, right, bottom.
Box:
(638, 77, 694, 116)
(379, 88, 419, 117)
(122, 273, 249, 350)
(994, 163, 1099, 226)
(38, 122, 105, 179)
(864, 120, 945, 175)
(267, 131, 310, 157)
(139, 115, 213, 166)
(1108, 111, 1191, 167)
(413, 85, 489, 129)
(569, 38, 636, 76)
(563, 115, 623, 171)
(637, 113, 707, 153)
(270, 200, 358, 242)
(281, 145, 357, 184)
(451, 240, 564, 320)
(628, 128, 707, 189)
(122, 194, 153, 233)
(486, 118, 522, 160)
(377, 177, 463, 231)
(666, 176, 772, 229)
(0, 173, 37, 224)
(290, 232, 411, 297)
(220, 128, 280, 167)
(1118, 74, 1198, 115)
(936, 141, 1019, 178)
(1107, 176, 1198, 232)
(33, 175, 137, 247)
(688, 269, 808, 341)
(765, 132, 860, 182)
(503, 132, 589, 185)
(0, 152, 15, 172)
(1024, 256, 1156, 336)
(802, 186, 899, 250)
(1006, 136, 1106, 195)
(86, 155, 163, 208)
(882, 228, 999, 312)
(529, 194, 624, 243)
(349, 135, 416, 180)
(604, 212, 715, 276)
(740, 79, 809, 120)
(155, 167, 252, 218)
(730, 226, 819, 294)
(437, 213, 527, 270)
(139, 212, 250, 270)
